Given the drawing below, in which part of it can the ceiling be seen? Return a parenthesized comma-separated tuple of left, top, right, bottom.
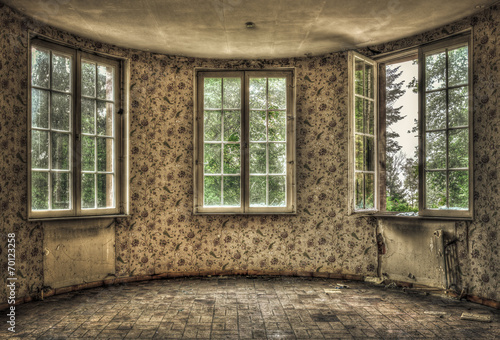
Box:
(3, 0, 496, 59)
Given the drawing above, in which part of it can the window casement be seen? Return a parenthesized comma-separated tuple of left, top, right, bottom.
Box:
(29, 38, 126, 219)
(194, 70, 296, 214)
(348, 32, 473, 219)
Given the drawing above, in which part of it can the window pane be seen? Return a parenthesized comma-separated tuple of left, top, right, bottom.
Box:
(365, 63, 374, 99)
(82, 136, 95, 171)
(52, 172, 70, 210)
(355, 135, 363, 170)
(82, 173, 95, 209)
(32, 172, 49, 210)
(250, 176, 266, 206)
(425, 90, 446, 130)
(268, 78, 286, 109)
(249, 143, 266, 174)
(449, 171, 468, 209)
(426, 171, 446, 209)
(81, 98, 95, 134)
(97, 101, 113, 136)
(269, 175, 286, 206)
(204, 176, 221, 206)
(31, 130, 49, 169)
(425, 52, 446, 91)
(426, 131, 445, 169)
(449, 87, 468, 127)
(268, 111, 286, 141)
(32, 89, 49, 129)
(365, 137, 375, 172)
(250, 111, 266, 141)
(365, 173, 374, 209)
(223, 176, 240, 206)
(97, 65, 113, 100)
(97, 138, 113, 172)
(82, 62, 96, 97)
(51, 132, 70, 170)
(223, 144, 240, 174)
(355, 59, 364, 96)
(31, 47, 50, 88)
(269, 143, 286, 174)
(365, 100, 374, 135)
(204, 111, 221, 141)
(223, 78, 240, 108)
(204, 78, 221, 109)
(448, 46, 468, 87)
(97, 174, 114, 208)
(52, 54, 71, 93)
(355, 97, 364, 133)
(51, 92, 71, 131)
(249, 78, 266, 110)
(355, 172, 363, 209)
(449, 129, 468, 168)
(223, 110, 240, 142)
(204, 143, 221, 174)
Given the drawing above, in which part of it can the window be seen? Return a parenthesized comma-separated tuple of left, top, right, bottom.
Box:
(349, 33, 473, 218)
(194, 70, 296, 214)
(29, 38, 126, 219)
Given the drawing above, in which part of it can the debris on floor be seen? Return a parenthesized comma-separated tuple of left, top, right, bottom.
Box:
(324, 289, 342, 294)
(385, 282, 398, 289)
(335, 284, 349, 289)
(460, 312, 492, 322)
(365, 276, 384, 284)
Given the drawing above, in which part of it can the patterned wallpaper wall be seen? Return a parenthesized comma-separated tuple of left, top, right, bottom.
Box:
(0, 3, 498, 303)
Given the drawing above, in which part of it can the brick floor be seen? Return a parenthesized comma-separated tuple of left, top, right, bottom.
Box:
(0, 277, 498, 339)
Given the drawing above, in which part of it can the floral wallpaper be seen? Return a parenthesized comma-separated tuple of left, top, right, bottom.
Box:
(0, 2, 498, 304)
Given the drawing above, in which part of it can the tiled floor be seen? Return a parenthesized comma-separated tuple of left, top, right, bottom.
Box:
(0, 277, 499, 339)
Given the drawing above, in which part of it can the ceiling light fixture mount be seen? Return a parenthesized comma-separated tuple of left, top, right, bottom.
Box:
(245, 22, 255, 29)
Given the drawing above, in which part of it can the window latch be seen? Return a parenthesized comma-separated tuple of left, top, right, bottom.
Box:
(76, 133, 80, 141)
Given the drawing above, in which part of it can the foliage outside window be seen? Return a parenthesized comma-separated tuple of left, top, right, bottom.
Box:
(29, 39, 124, 219)
(194, 70, 296, 214)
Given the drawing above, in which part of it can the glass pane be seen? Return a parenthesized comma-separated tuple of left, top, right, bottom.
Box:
(32, 89, 49, 128)
(82, 61, 96, 97)
(249, 78, 266, 110)
(269, 176, 286, 206)
(425, 90, 446, 130)
(204, 143, 221, 174)
(268, 111, 286, 141)
(365, 100, 374, 135)
(365, 63, 374, 99)
(449, 170, 468, 209)
(204, 111, 221, 141)
(250, 176, 266, 206)
(425, 52, 446, 91)
(223, 144, 240, 174)
(365, 137, 375, 172)
(51, 92, 71, 131)
(426, 131, 445, 169)
(449, 129, 468, 168)
(355, 59, 364, 96)
(97, 138, 113, 172)
(82, 173, 95, 209)
(204, 176, 221, 206)
(81, 98, 95, 134)
(448, 46, 468, 87)
(268, 78, 286, 109)
(97, 101, 113, 136)
(223, 78, 241, 108)
(32, 172, 49, 210)
(249, 143, 266, 174)
(31, 130, 49, 169)
(449, 87, 468, 127)
(269, 143, 286, 174)
(223, 176, 240, 206)
(82, 136, 95, 171)
(224, 110, 240, 142)
(97, 174, 114, 208)
(51, 132, 70, 170)
(97, 64, 114, 100)
(355, 172, 363, 209)
(355, 135, 363, 170)
(355, 97, 364, 133)
(426, 171, 446, 209)
(204, 78, 222, 109)
(52, 54, 71, 93)
(250, 111, 266, 141)
(52, 172, 70, 210)
(365, 173, 374, 209)
(31, 47, 50, 88)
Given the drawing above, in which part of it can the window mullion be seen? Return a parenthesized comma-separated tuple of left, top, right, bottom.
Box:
(48, 51, 53, 211)
(445, 48, 450, 209)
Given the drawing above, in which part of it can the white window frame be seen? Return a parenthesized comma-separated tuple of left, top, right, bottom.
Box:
(28, 37, 128, 220)
(193, 69, 296, 214)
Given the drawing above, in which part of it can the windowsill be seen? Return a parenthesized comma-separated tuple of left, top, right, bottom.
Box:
(369, 212, 473, 221)
(28, 214, 129, 222)
(193, 212, 297, 216)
